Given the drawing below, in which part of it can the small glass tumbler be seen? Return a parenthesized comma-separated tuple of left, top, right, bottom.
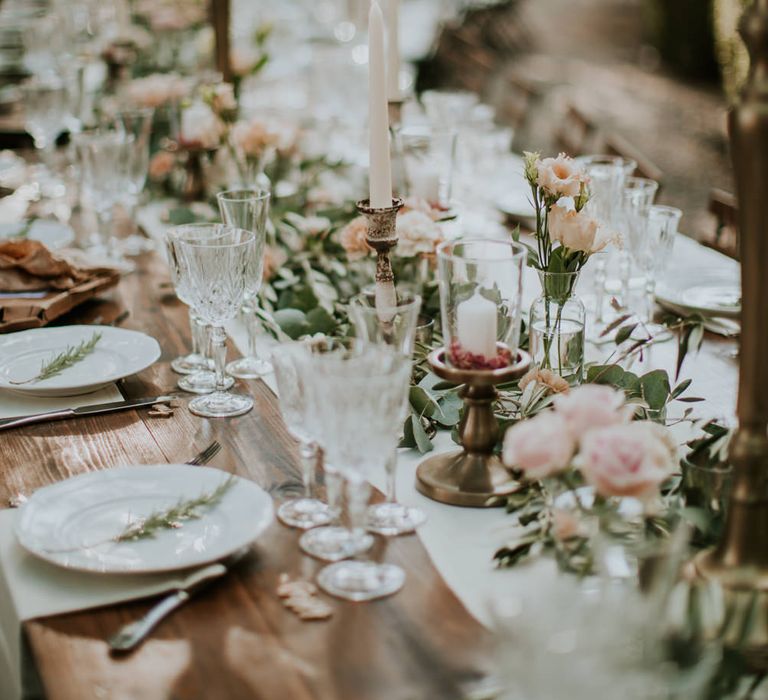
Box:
(436, 238, 526, 369)
(216, 188, 273, 378)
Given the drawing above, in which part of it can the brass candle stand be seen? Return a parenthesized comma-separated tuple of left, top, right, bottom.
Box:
(356, 198, 403, 312)
(691, 0, 768, 664)
(415, 346, 530, 507)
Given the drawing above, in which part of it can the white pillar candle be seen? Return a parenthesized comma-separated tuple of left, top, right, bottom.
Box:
(456, 292, 498, 358)
(385, 0, 400, 101)
(368, 1, 393, 208)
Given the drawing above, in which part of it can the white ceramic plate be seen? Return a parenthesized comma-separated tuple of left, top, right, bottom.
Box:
(15, 465, 274, 574)
(0, 325, 161, 397)
(657, 267, 741, 319)
(0, 219, 75, 248)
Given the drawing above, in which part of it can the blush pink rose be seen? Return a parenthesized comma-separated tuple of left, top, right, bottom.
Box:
(554, 385, 631, 440)
(579, 423, 676, 501)
(502, 412, 575, 480)
(536, 153, 586, 198)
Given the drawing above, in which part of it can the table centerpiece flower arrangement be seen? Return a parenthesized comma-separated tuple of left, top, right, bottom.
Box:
(522, 151, 617, 385)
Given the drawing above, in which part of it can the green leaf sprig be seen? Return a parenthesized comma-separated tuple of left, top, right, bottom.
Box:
(114, 476, 235, 543)
(11, 331, 102, 385)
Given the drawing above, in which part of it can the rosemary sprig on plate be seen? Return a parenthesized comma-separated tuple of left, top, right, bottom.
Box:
(114, 476, 236, 542)
(10, 331, 102, 385)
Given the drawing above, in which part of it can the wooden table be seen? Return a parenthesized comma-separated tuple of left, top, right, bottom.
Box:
(0, 251, 494, 700)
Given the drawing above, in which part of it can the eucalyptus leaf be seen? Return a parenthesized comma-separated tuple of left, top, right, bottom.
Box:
(273, 308, 309, 339)
(640, 369, 671, 410)
(411, 414, 434, 453)
(306, 306, 336, 335)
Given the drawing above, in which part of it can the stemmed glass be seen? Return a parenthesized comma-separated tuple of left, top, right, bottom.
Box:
(272, 341, 334, 529)
(348, 289, 427, 536)
(114, 108, 155, 255)
(308, 343, 412, 601)
(74, 129, 134, 264)
(163, 226, 223, 394)
(170, 225, 264, 418)
(628, 204, 682, 335)
(397, 125, 457, 209)
(621, 177, 660, 327)
(575, 155, 637, 339)
(216, 189, 273, 378)
(22, 78, 67, 195)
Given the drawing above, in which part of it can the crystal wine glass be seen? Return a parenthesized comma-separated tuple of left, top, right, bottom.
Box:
(163, 226, 222, 394)
(621, 177, 660, 328)
(114, 107, 155, 255)
(272, 341, 334, 529)
(308, 343, 412, 601)
(74, 129, 132, 262)
(574, 155, 637, 340)
(216, 189, 273, 378)
(629, 204, 682, 335)
(171, 225, 263, 418)
(348, 288, 427, 536)
(22, 77, 67, 194)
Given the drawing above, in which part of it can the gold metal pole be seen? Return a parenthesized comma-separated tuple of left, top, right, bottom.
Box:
(210, 0, 232, 82)
(693, 0, 768, 661)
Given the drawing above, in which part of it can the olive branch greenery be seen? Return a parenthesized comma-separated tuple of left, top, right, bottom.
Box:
(11, 331, 102, 385)
(115, 476, 236, 542)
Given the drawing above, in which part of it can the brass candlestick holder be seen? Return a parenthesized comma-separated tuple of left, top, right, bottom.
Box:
(356, 198, 403, 312)
(690, 0, 768, 665)
(415, 346, 530, 507)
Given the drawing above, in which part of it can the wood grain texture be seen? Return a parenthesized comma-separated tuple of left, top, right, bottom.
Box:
(2, 251, 495, 700)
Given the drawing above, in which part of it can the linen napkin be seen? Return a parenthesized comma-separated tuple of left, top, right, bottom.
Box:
(0, 509, 203, 700)
(0, 385, 123, 420)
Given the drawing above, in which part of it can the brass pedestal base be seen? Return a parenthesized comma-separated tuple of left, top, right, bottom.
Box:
(415, 347, 530, 508)
(416, 451, 519, 507)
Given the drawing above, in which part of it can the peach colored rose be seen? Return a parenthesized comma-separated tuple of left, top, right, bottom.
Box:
(148, 151, 175, 181)
(339, 216, 372, 261)
(230, 119, 280, 159)
(207, 83, 237, 117)
(401, 196, 443, 221)
(536, 153, 586, 198)
(231, 47, 261, 77)
(179, 101, 222, 150)
(548, 203, 605, 253)
(125, 73, 189, 109)
(519, 367, 570, 395)
(554, 385, 631, 440)
(502, 412, 575, 480)
(579, 423, 676, 501)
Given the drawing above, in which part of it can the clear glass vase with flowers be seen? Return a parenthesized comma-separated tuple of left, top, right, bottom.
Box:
(502, 384, 678, 578)
(523, 152, 618, 385)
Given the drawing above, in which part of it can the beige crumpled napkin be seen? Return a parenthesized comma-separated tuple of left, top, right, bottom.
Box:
(0, 240, 118, 292)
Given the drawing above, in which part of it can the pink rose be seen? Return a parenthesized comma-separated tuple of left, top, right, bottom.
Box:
(579, 423, 676, 501)
(536, 153, 586, 198)
(554, 385, 631, 440)
(148, 151, 175, 181)
(502, 412, 575, 480)
(548, 203, 604, 253)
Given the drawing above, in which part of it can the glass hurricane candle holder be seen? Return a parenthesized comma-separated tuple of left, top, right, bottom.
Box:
(437, 238, 525, 370)
(415, 239, 531, 507)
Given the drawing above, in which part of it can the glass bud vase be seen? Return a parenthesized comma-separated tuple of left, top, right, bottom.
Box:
(529, 271, 586, 385)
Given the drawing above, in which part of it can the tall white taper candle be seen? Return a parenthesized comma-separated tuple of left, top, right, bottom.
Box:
(385, 0, 400, 101)
(368, 1, 393, 209)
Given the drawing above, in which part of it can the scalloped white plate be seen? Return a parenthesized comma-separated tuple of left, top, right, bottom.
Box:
(0, 325, 160, 397)
(15, 465, 274, 574)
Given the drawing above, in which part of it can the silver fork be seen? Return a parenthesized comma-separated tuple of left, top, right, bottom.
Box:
(186, 441, 222, 466)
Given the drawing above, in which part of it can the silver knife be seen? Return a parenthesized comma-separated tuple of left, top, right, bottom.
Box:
(0, 395, 175, 431)
(108, 562, 228, 653)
